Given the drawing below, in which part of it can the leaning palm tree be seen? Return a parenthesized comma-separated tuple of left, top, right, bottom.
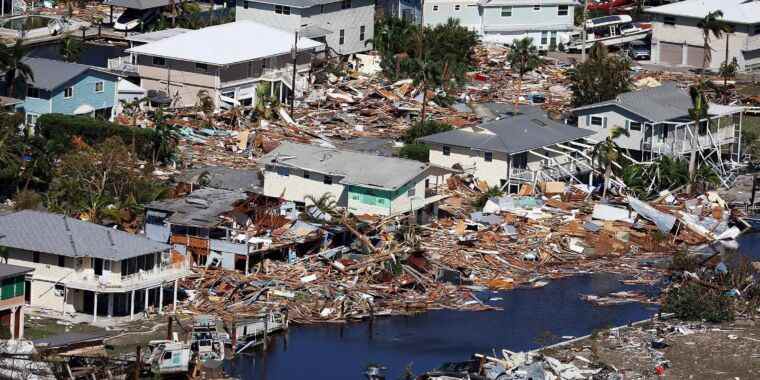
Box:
(686, 84, 710, 194)
(697, 11, 731, 73)
(304, 193, 340, 223)
(592, 127, 630, 198)
(0, 39, 34, 98)
(59, 36, 83, 62)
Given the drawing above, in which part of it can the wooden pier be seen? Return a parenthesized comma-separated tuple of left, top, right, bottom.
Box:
(230, 310, 289, 354)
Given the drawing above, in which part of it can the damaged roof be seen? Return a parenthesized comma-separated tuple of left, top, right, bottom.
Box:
(0, 263, 33, 280)
(174, 166, 262, 193)
(572, 83, 695, 122)
(0, 210, 169, 260)
(147, 188, 248, 227)
(260, 142, 430, 191)
(418, 113, 594, 154)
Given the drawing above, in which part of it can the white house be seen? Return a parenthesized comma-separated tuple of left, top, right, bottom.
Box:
(236, 0, 375, 55)
(126, 21, 323, 109)
(572, 83, 744, 186)
(260, 142, 448, 216)
(0, 211, 192, 324)
(418, 112, 595, 192)
(647, 0, 760, 71)
(423, 0, 576, 49)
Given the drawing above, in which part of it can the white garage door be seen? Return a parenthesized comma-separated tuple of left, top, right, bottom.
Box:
(659, 42, 683, 65)
(686, 45, 706, 68)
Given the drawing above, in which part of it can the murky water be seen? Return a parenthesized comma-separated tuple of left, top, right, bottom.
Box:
(225, 273, 659, 380)
(27, 42, 126, 68)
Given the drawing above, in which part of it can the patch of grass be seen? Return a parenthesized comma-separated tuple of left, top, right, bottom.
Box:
(662, 283, 735, 323)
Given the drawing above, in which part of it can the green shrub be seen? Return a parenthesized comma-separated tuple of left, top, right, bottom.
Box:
(662, 282, 735, 323)
(399, 143, 430, 162)
(36, 114, 158, 161)
(401, 120, 453, 144)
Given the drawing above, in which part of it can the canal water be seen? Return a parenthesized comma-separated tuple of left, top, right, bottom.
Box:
(27, 42, 126, 68)
(225, 273, 660, 380)
(224, 232, 760, 379)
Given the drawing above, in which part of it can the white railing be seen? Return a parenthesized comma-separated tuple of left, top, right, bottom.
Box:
(107, 56, 137, 73)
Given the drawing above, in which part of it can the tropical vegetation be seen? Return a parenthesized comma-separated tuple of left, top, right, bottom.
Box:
(567, 43, 631, 107)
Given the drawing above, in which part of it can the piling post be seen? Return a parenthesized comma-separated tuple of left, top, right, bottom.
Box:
(263, 309, 269, 351)
(133, 345, 141, 380)
(166, 314, 173, 341)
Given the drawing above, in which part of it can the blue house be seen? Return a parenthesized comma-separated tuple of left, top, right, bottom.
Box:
(12, 58, 119, 125)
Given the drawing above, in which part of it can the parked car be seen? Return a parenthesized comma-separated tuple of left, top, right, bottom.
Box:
(114, 8, 160, 31)
(627, 41, 651, 60)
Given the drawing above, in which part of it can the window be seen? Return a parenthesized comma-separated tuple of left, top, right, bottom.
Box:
(26, 86, 39, 98)
(698, 120, 708, 135)
(664, 16, 676, 26)
(274, 5, 291, 14)
(58, 255, 65, 267)
(484, 151, 493, 162)
(541, 31, 548, 45)
(323, 175, 333, 185)
(339, 29, 345, 45)
(104, 260, 111, 271)
(432, 4, 439, 11)
(277, 166, 289, 176)
(590, 116, 603, 126)
(442, 145, 451, 156)
(25, 113, 38, 126)
(558, 5, 568, 15)
(33, 253, 39, 263)
(533, 4, 541, 11)
(63, 87, 73, 98)
(753, 25, 760, 36)
(244, 0, 249, 8)
(320, 4, 325, 13)
(501, 6, 511, 17)
(196, 63, 208, 72)
(550, 31, 557, 47)
(341, 0, 351, 9)
(152, 56, 165, 66)
(454, 4, 461, 11)
(360, 25, 365, 41)
(303, 171, 310, 179)
(95, 81, 104, 93)
(408, 187, 416, 197)
(630, 121, 642, 131)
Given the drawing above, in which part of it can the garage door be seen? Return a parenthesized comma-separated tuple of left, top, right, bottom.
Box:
(686, 45, 706, 67)
(659, 42, 683, 65)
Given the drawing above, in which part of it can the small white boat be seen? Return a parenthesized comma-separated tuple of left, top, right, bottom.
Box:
(568, 15, 652, 51)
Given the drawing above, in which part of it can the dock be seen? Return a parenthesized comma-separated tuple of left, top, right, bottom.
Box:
(231, 310, 288, 354)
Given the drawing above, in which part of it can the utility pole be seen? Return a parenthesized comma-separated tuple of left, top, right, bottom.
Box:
(581, 1, 588, 62)
(290, 30, 298, 116)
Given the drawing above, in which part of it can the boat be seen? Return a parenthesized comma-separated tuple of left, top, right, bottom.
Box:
(188, 315, 228, 363)
(144, 338, 193, 376)
(567, 15, 651, 51)
(586, 0, 635, 12)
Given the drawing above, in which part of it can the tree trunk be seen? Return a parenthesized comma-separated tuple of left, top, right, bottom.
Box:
(723, 34, 730, 87)
(420, 83, 428, 123)
(687, 150, 697, 194)
(602, 164, 610, 199)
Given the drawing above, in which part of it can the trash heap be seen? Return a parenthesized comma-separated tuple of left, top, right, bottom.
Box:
(182, 176, 748, 325)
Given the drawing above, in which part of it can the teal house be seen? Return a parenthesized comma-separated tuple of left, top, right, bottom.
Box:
(11, 58, 119, 125)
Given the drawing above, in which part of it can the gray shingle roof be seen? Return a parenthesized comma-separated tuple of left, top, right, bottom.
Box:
(0, 211, 170, 261)
(21, 58, 116, 92)
(572, 83, 694, 122)
(174, 166, 262, 193)
(418, 114, 594, 154)
(260, 142, 430, 190)
(0, 263, 33, 280)
(147, 188, 248, 227)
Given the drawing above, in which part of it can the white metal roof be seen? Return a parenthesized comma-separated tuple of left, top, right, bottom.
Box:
(646, 0, 760, 24)
(126, 21, 323, 66)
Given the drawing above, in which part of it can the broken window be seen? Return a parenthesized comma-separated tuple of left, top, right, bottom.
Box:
(484, 152, 493, 162)
(323, 175, 333, 185)
(443, 146, 451, 156)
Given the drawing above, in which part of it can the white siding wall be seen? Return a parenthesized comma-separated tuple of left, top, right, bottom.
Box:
(389, 176, 428, 215)
(424, 0, 481, 31)
(237, 0, 375, 55)
(263, 167, 348, 205)
(427, 143, 509, 187)
(576, 106, 648, 151)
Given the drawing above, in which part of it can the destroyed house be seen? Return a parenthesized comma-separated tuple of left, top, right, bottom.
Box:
(0, 211, 190, 323)
(418, 113, 595, 192)
(573, 83, 743, 186)
(261, 142, 448, 217)
(145, 188, 250, 268)
(126, 21, 323, 109)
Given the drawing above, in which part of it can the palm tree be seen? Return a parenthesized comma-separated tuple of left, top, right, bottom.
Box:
(196, 89, 215, 127)
(686, 84, 710, 194)
(304, 193, 339, 223)
(0, 39, 34, 98)
(697, 11, 731, 74)
(507, 37, 542, 80)
(592, 127, 630, 198)
(151, 108, 177, 165)
(59, 36, 83, 62)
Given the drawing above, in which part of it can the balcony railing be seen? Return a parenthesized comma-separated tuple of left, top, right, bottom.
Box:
(107, 56, 137, 73)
